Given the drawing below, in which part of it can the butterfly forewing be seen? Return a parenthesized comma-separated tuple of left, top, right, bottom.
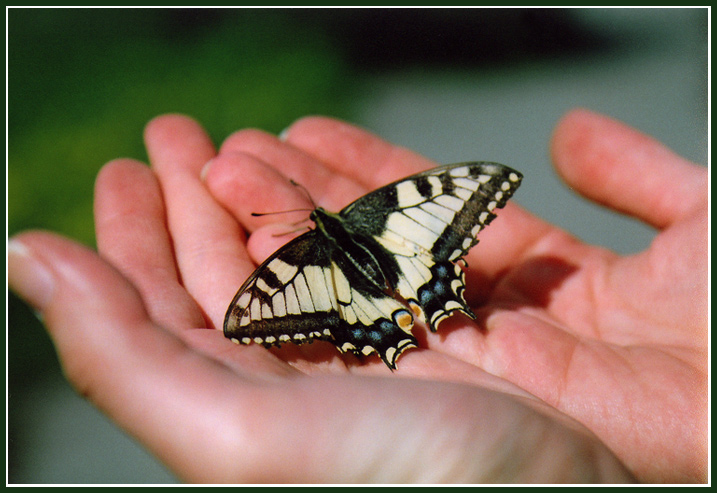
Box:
(224, 162, 522, 369)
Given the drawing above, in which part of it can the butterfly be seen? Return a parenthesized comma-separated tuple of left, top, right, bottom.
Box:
(224, 162, 522, 369)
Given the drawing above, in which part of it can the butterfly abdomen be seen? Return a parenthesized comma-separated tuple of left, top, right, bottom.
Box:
(312, 207, 401, 292)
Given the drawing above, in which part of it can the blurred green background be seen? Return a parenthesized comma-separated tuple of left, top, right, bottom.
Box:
(9, 10, 356, 483)
(8, 7, 707, 484)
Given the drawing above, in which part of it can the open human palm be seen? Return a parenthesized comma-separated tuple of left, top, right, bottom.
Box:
(9, 109, 706, 483)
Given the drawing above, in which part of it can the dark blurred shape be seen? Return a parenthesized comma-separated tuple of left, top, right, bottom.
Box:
(300, 9, 608, 70)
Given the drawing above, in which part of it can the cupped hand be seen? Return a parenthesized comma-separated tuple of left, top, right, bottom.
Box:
(8, 109, 706, 483)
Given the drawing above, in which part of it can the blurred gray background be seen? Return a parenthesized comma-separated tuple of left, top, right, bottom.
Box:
(8, 8, 708, 484)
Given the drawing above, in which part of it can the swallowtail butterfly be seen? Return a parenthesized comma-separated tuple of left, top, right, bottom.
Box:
(224, 162, 522, 369)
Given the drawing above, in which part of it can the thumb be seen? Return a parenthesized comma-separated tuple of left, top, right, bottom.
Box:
(7, 231, 227, 481)
(7, 231, 181, 404)
(551, 109, 706, 229)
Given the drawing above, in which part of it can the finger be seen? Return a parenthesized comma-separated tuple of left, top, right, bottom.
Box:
(204, 152, 321, 268)
(94, 159, 206, 331)
(144, 114, 251, 329)
(281, 116, 438, 188)
(551, 108, 707, 229)
(218, 128, 367, 211)
(6, 232, 204, 407)
(203, 151, 315, 232)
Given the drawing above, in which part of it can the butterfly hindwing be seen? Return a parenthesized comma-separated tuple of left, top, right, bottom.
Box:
(224, 162, 522, 369)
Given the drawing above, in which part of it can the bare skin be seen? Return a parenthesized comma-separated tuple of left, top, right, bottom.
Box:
(9, 109, 706, 483)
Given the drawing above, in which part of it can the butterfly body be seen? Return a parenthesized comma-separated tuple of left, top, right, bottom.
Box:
(311, 207, 395, 292)
(224, 162, 522, 369)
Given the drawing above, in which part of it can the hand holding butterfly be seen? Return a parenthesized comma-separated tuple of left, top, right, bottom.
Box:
(8, 109, 706, 483)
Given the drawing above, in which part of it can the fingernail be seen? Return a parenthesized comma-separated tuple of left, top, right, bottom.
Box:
(278, 125, 292, 141)
(199, 158, 214, 182)
(7, 239, 55, 311)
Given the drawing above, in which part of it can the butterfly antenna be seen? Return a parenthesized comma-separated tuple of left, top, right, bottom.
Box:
(249, 209, 313, 237)
(251, 208, 313, 217)
(251, 177, 317, 217)
(289, 179, 317, 208)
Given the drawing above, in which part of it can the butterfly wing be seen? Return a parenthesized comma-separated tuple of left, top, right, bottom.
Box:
(339, 162, 523, 331)
(224, 230, 419, 369)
